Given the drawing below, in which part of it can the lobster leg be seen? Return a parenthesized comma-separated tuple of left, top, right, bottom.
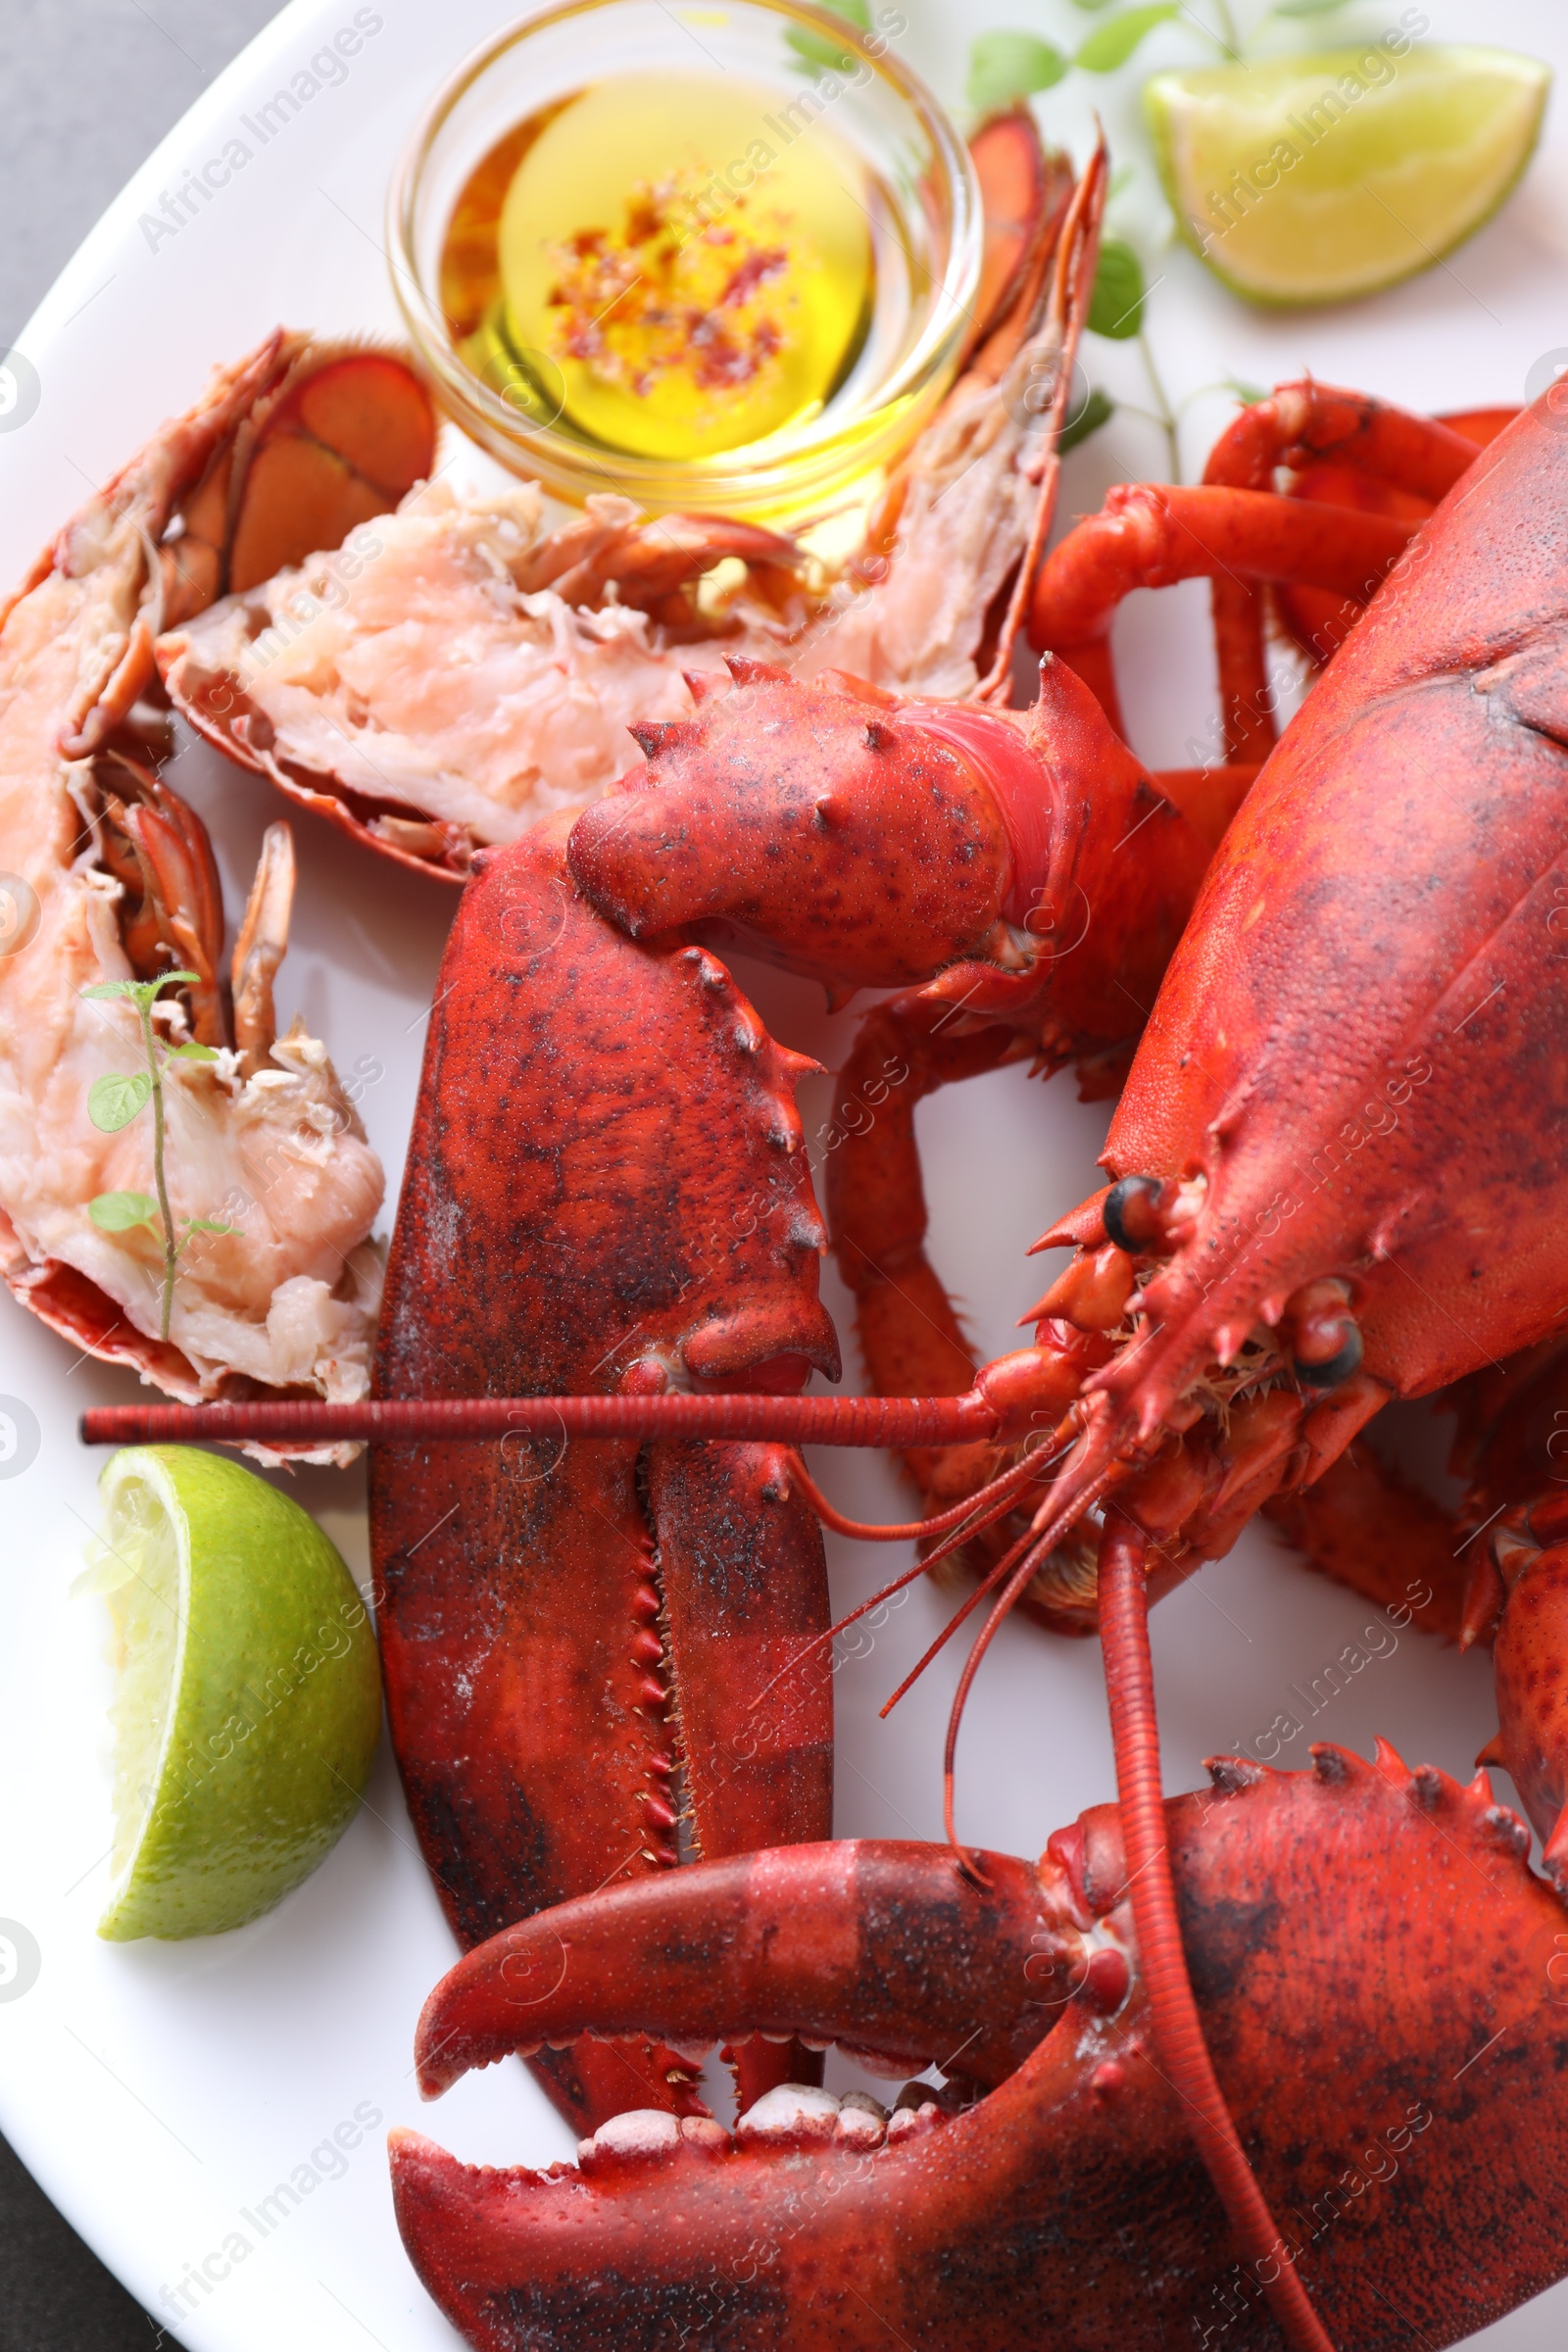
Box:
(1494, 1540, 1568, 1873)
(826, 999, 1018, 1467)
(1201, 386, 1491, 761)
(1263, 1438, 1472, 1643)
(393, 1749, 1568, 2350)
(821, 997, 1111, 1625)
(1200, 383, 1496, 760)
(1203, 381, 1488, 505)
(369, 815, 842, 2132)
(1028, 484, 1413, 745)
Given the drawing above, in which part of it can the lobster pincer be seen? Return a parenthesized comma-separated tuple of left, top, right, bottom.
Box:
(411, 1838, 1096, 2103)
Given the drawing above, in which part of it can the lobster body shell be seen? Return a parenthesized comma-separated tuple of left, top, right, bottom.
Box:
(370, 817, 839, 2130)
(1102, 398, 1568, 1423)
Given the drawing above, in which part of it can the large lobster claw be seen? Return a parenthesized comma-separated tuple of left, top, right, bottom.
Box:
(412, 1838, 1092, 2102)
(393, 1749, 1568, 2348)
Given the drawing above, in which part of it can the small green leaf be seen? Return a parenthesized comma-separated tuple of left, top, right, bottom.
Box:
(1060, 386, 1114, 453)
(966, 30, 1069, 110)
(82, 968, 197, 1009)
(88, 1069, 153, 1133)
(1089, 238, 1147, 338)
(181, 1217, 233, 1235)
(1075, 4, 1177, 71)
(88, 1190, 159, 1233)
(786, 0, 869, 71)
(170, 1041, 220, 1061)
(1225, 374, 1268, 406)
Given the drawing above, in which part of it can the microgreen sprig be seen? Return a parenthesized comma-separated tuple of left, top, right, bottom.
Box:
(80, 971, 232, 1343)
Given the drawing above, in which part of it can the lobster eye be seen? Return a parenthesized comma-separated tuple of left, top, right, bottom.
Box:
(1292, 1322, 1363, 1391)
(1102, 1174, 1168, 1254)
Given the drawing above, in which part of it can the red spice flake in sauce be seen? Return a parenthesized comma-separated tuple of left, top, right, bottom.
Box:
(544, 174, 797, 403)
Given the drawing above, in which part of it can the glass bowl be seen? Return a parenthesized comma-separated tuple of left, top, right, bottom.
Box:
(386, 0, 981, 524)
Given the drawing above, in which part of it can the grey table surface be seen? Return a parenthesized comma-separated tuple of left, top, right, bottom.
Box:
(0, 10, 284, 2347)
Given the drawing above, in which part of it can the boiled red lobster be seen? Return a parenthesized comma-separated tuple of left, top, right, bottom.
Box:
(381, 377, 1568, 2348)
(83, 197, 1568, 2352)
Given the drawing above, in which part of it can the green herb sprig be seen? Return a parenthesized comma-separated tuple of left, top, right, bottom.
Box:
(786, 0, 869, 73)
(967, 0, 1356, 108)
(80, 972, 232, 1343)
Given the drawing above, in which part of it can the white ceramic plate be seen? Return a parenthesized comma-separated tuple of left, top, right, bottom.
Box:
(3, 2, 1568, 2344)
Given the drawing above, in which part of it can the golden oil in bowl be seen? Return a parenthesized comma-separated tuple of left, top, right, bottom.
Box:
(390, 0, 980, 523)
(444, 73, 878, 462)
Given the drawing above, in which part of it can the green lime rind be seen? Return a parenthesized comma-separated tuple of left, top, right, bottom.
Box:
(1146, 45, 1550, 310)
(95, 1446, 381, 1941)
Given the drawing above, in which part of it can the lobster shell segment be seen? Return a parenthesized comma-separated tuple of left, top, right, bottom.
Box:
(393, 1749, 1568, 2348)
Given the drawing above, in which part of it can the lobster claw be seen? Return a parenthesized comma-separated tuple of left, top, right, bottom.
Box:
(391, 1749, 1568, 2349)
(411, 1839, 1096, 2103)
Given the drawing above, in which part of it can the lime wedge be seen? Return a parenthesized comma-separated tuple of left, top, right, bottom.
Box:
(1146, 46, 1549, 306)
(82, 1446, 381, 1940)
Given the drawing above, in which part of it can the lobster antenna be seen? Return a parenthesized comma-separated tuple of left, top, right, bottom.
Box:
(747, 1446, 1063, 1717)
(938, 1463, 1122, 1853)
(1022, 1404, 1123, 1556)
(785, 1442, 1049, 1544)
(879, 1517, 1043, 1724)
(875, 1425, 1121, 1734)
(1097, 1512, 1339, 2352)
(77, 1390, 1003, 1450)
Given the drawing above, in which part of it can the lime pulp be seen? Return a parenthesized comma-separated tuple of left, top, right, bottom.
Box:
(1146, 45, 1550, 308)
(82, 1446, 381, 1940)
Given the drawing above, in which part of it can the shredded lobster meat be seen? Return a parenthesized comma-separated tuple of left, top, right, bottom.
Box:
(174, 484, 735, 845)
(161, 253, 1077, 849)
